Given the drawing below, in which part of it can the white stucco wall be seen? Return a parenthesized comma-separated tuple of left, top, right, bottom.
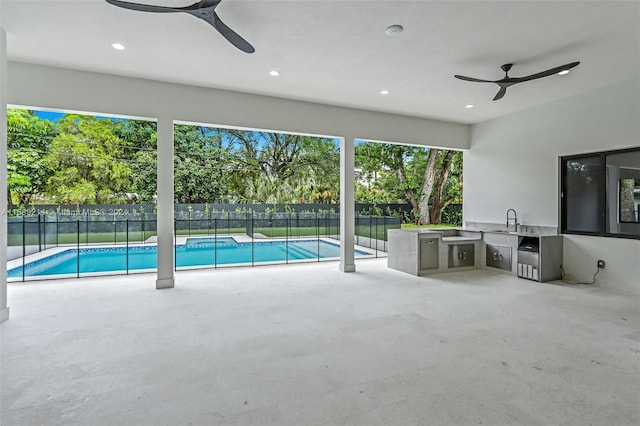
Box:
(464, 76, 640, 293)
(7, 62, 470, 150)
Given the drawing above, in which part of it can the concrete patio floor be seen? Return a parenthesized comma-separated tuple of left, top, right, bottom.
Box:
(1, 258, 639, 425)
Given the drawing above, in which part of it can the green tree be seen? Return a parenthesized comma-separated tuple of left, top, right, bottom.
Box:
(44, 115, 133, 203)
(355, 142, 463, 224)
(223, 130, 339, 204)
(6, 109, 56, 205)
(115, 119, 158, 203)
(129, 150, 158, 203)
(173, 125, 232, 203)
(355, 142, 422, 210)
(424, 150, 463, 224)
(113, 118, 157, 152)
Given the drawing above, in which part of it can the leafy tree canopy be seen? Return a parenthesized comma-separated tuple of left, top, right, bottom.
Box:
(6, 109, 56, 204)
(355, 141, 462, 224)
(44, 115, 132, 204)
(6, 109, 461, 224)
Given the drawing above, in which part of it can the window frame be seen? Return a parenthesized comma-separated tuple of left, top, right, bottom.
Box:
(560, 146, 640, 240)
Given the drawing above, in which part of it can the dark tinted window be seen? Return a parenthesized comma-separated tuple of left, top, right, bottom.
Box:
(563, 156, 605, 233)
(561, 148, 640, 238)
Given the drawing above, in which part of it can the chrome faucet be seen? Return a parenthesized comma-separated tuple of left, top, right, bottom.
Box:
(506, 209, 519, 232)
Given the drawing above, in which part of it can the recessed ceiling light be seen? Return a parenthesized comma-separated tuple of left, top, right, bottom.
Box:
(269, 70, 280, 77)
(380, 90, 390, 95)
(465, 104, 474, 109)
(111, 43, 125, 51)
(557, 69, 570, 76)
(385, 25, 403, 36)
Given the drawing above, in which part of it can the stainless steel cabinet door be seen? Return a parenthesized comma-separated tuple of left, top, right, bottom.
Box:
(449, 244, 475, 268)
(486, 244, 512, 270)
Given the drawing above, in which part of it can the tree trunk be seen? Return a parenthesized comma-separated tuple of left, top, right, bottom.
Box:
(430, 151, 454, 224)
(417, 149, 440, 224)
(435, 199, 454, 224)
(394, 162, 419, 220)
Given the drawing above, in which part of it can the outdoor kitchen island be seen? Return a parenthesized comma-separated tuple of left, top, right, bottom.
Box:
(387, 228, 564, 282)
(387, 228, 483, 276)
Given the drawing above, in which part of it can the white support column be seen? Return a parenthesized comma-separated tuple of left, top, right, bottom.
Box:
(156, 117, 175, 289)
(339, 136, 356, 272)
(0, 27, 10, 322)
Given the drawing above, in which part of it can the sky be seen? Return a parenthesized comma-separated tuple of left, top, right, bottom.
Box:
(30, 109, 343, 147)
(34, 110, 64, 122)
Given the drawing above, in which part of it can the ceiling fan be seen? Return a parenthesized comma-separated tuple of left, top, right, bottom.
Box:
(454, 61, 580, 101)
(105, 0, 255, 53)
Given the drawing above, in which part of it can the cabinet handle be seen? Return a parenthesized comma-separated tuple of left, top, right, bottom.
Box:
(493, 253, 499, 261)
(462, 252, 467, 260)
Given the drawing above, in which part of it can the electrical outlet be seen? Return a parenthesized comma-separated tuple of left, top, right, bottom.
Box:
(597, 260, 605, 269)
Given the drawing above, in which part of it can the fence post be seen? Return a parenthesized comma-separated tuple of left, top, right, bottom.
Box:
(285, 216, 289, 264)
(251, 213, 254, 266)
(316, 212, 320, 262)
(383, 217, 388, 252)
(126, 219, 129, 275)
(214, 218, 217, 269)
(22, 218, 25, 282)
(374, 216, 378, 257)
(38, 214, 42, 252)
(76, 219, 80, 278)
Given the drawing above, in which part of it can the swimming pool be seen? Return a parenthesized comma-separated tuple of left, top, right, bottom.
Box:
(8, 237, 372, 278)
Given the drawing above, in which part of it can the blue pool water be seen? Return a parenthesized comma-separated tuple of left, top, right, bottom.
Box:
(8, 238, 372, 278)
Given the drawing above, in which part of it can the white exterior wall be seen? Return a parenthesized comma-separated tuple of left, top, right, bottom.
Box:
(464, 77, 640, 293)
(7, 62, 469, 150)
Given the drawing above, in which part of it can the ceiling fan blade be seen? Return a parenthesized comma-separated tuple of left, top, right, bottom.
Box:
(493, 86, 507, 101)
(515, 61, 580, 83)
(107, 0, 255, 54)
(205, 11, 255, 53)
(105, 0, 182, 13)
(454, 75, 495, 83)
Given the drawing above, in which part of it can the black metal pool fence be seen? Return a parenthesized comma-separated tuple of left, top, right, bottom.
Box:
(7, 209, 401, 281)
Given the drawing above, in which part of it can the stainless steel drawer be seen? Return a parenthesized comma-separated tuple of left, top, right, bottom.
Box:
(420, 238, 439, 270)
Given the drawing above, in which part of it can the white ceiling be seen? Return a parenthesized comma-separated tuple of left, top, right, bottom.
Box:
(2, 0, 639, 124)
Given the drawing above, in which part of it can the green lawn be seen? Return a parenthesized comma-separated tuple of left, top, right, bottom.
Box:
(175, 228, 246, 236)
(9, 231, 153, 246)
(239, 225, 393, 240)
(401, 223, 457, 229)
